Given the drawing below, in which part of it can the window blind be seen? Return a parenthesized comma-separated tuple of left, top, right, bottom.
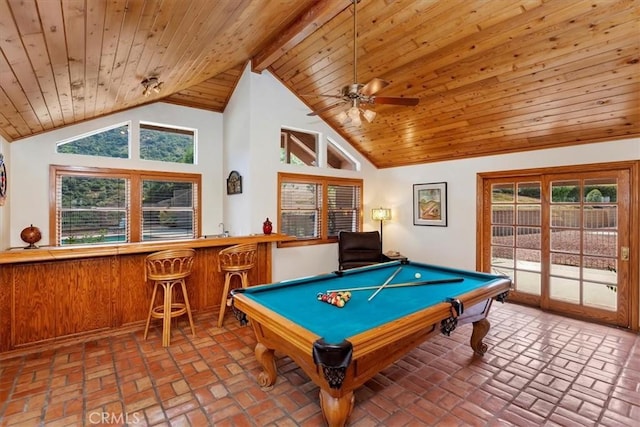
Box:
(141, 180, 196, 241)
(327, 184, 361, 237)
(280, 181, 322, 239)
(56, 174, 129, 245)
(278, 173, 363, 246)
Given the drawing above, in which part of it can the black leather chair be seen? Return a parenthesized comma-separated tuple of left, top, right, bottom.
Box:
(338, 231, 391, 270)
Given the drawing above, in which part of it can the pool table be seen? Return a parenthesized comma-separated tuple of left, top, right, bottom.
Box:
(231, 260, 511, 426)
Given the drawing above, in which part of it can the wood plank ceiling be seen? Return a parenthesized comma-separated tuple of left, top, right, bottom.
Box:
(0, 0, 638, 168)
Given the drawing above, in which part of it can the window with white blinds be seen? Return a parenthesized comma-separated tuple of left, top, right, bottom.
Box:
(278, 173, 363, 246)
(56, 174, 129, 245)
(280, 181, 322, 239)
(51, 165, 201, 245)
(327, 184, 361, 237)
(141, 179, 197, 241)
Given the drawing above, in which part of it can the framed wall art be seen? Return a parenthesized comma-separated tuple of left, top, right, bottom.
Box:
(0, 153, 6, 206)
(226, 170, 242, 195)
(413, 182, 447, 227)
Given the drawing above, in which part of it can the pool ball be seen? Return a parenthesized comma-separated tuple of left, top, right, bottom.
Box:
(415, 273, 422, 279)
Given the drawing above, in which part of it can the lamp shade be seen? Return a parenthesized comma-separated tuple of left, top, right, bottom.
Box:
(362, 109, 377, 123)
(336, 110, 348, 124)
(371, 207, 391, 221)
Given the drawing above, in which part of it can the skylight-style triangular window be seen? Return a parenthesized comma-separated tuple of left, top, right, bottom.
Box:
(56, 122, 130, 158)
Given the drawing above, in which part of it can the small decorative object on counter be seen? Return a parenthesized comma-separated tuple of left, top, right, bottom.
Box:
(20, 224, 42, 249)
(317, 291, 351, 308)
(262, 217, 272, 235)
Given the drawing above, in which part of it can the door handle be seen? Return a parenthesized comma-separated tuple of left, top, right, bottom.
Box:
(621, 246, 629, 261)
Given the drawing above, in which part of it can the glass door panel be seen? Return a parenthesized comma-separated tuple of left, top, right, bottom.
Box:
(583, 281, 617, 310)
(551, 180, 580, 202)
(550, 229, 581, 253)
(490, 181, 541, 298)
(492, 183, 514, 203)
(548, 176, 619, 313)
(491, 225, 514, 245)
(581, 178, 618, 311)
(490, 184, 515, 279)
(549, 276, 581, 303)
(583, 256, 617, 283)
(514, 270, 541, 295)
(482, 166, 632, 328)
(550, 252, 580, 277)
(551, 205, 580, 227)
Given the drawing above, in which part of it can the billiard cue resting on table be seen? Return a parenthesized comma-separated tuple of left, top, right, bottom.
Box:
(368, 266, 403, 301)
(326, 277, 464, 293)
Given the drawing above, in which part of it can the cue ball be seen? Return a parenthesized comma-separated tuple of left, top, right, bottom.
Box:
(415, 273, 422, 279)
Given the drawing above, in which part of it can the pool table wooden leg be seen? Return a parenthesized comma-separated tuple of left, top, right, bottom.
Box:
(470, 318, 490, 355)
(319, 389, 354, 427)
(255, 342, 277, 389)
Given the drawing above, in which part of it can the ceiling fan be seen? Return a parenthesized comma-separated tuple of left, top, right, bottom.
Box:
(307, 0, 419, 125)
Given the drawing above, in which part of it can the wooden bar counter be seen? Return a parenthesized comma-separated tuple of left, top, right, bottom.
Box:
(0, 234, 295, 355)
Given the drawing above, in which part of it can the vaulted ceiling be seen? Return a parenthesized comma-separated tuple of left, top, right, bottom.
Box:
(1, 0, 638, 168)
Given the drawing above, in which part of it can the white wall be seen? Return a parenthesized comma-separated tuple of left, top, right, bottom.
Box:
(223, 66, 253, 237)
(377, 138, 640, 271)
(6, 103, 223, 248)
(3, 64, 638, 291)
(224, 65, 380, 281)
(0, 137, 9, 248)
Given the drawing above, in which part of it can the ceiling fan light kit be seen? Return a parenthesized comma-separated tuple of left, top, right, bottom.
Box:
(306, 0, 419, 125)
(337, 105, 376, 126)
(141, 77, 163, 97)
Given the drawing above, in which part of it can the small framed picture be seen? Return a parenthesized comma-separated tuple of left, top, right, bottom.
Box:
(413, 182, 447, 227)
(0, 153, 6, 206)
(226, 170, 242, 195)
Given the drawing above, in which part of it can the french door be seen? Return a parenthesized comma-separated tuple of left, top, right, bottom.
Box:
(478, 162, 637, 329)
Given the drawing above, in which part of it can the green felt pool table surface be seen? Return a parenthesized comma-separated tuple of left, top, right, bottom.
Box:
(236, 260, 509, 343)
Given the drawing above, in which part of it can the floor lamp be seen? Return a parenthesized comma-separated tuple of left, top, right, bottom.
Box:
(371, 207, 391, 251)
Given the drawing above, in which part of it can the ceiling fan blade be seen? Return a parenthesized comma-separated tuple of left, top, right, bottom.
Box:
(373, 96, 420, 106)
(307, 101, 348, 116)
(360, 78, 389, 96)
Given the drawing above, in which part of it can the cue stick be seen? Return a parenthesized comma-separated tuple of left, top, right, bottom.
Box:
(368, 266, 403, 301)
(327, 277, 464, 293)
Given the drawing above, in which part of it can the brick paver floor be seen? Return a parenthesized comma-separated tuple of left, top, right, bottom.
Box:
(1, 303, 638, 426)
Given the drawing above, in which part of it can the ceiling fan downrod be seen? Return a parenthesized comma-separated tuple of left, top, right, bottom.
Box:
(352, 0, 358, 86)
(305, 0, 419, 119)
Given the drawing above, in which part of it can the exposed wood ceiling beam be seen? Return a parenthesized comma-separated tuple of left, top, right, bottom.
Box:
(251, 0, 351, 73)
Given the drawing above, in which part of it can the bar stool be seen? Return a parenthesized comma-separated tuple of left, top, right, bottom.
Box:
(217, 242, 257, 327)
(144, 248, 196, 347)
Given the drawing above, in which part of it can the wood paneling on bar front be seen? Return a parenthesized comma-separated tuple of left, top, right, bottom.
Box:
(0, 234, 294, 354)
(11, 258, 115, 346)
